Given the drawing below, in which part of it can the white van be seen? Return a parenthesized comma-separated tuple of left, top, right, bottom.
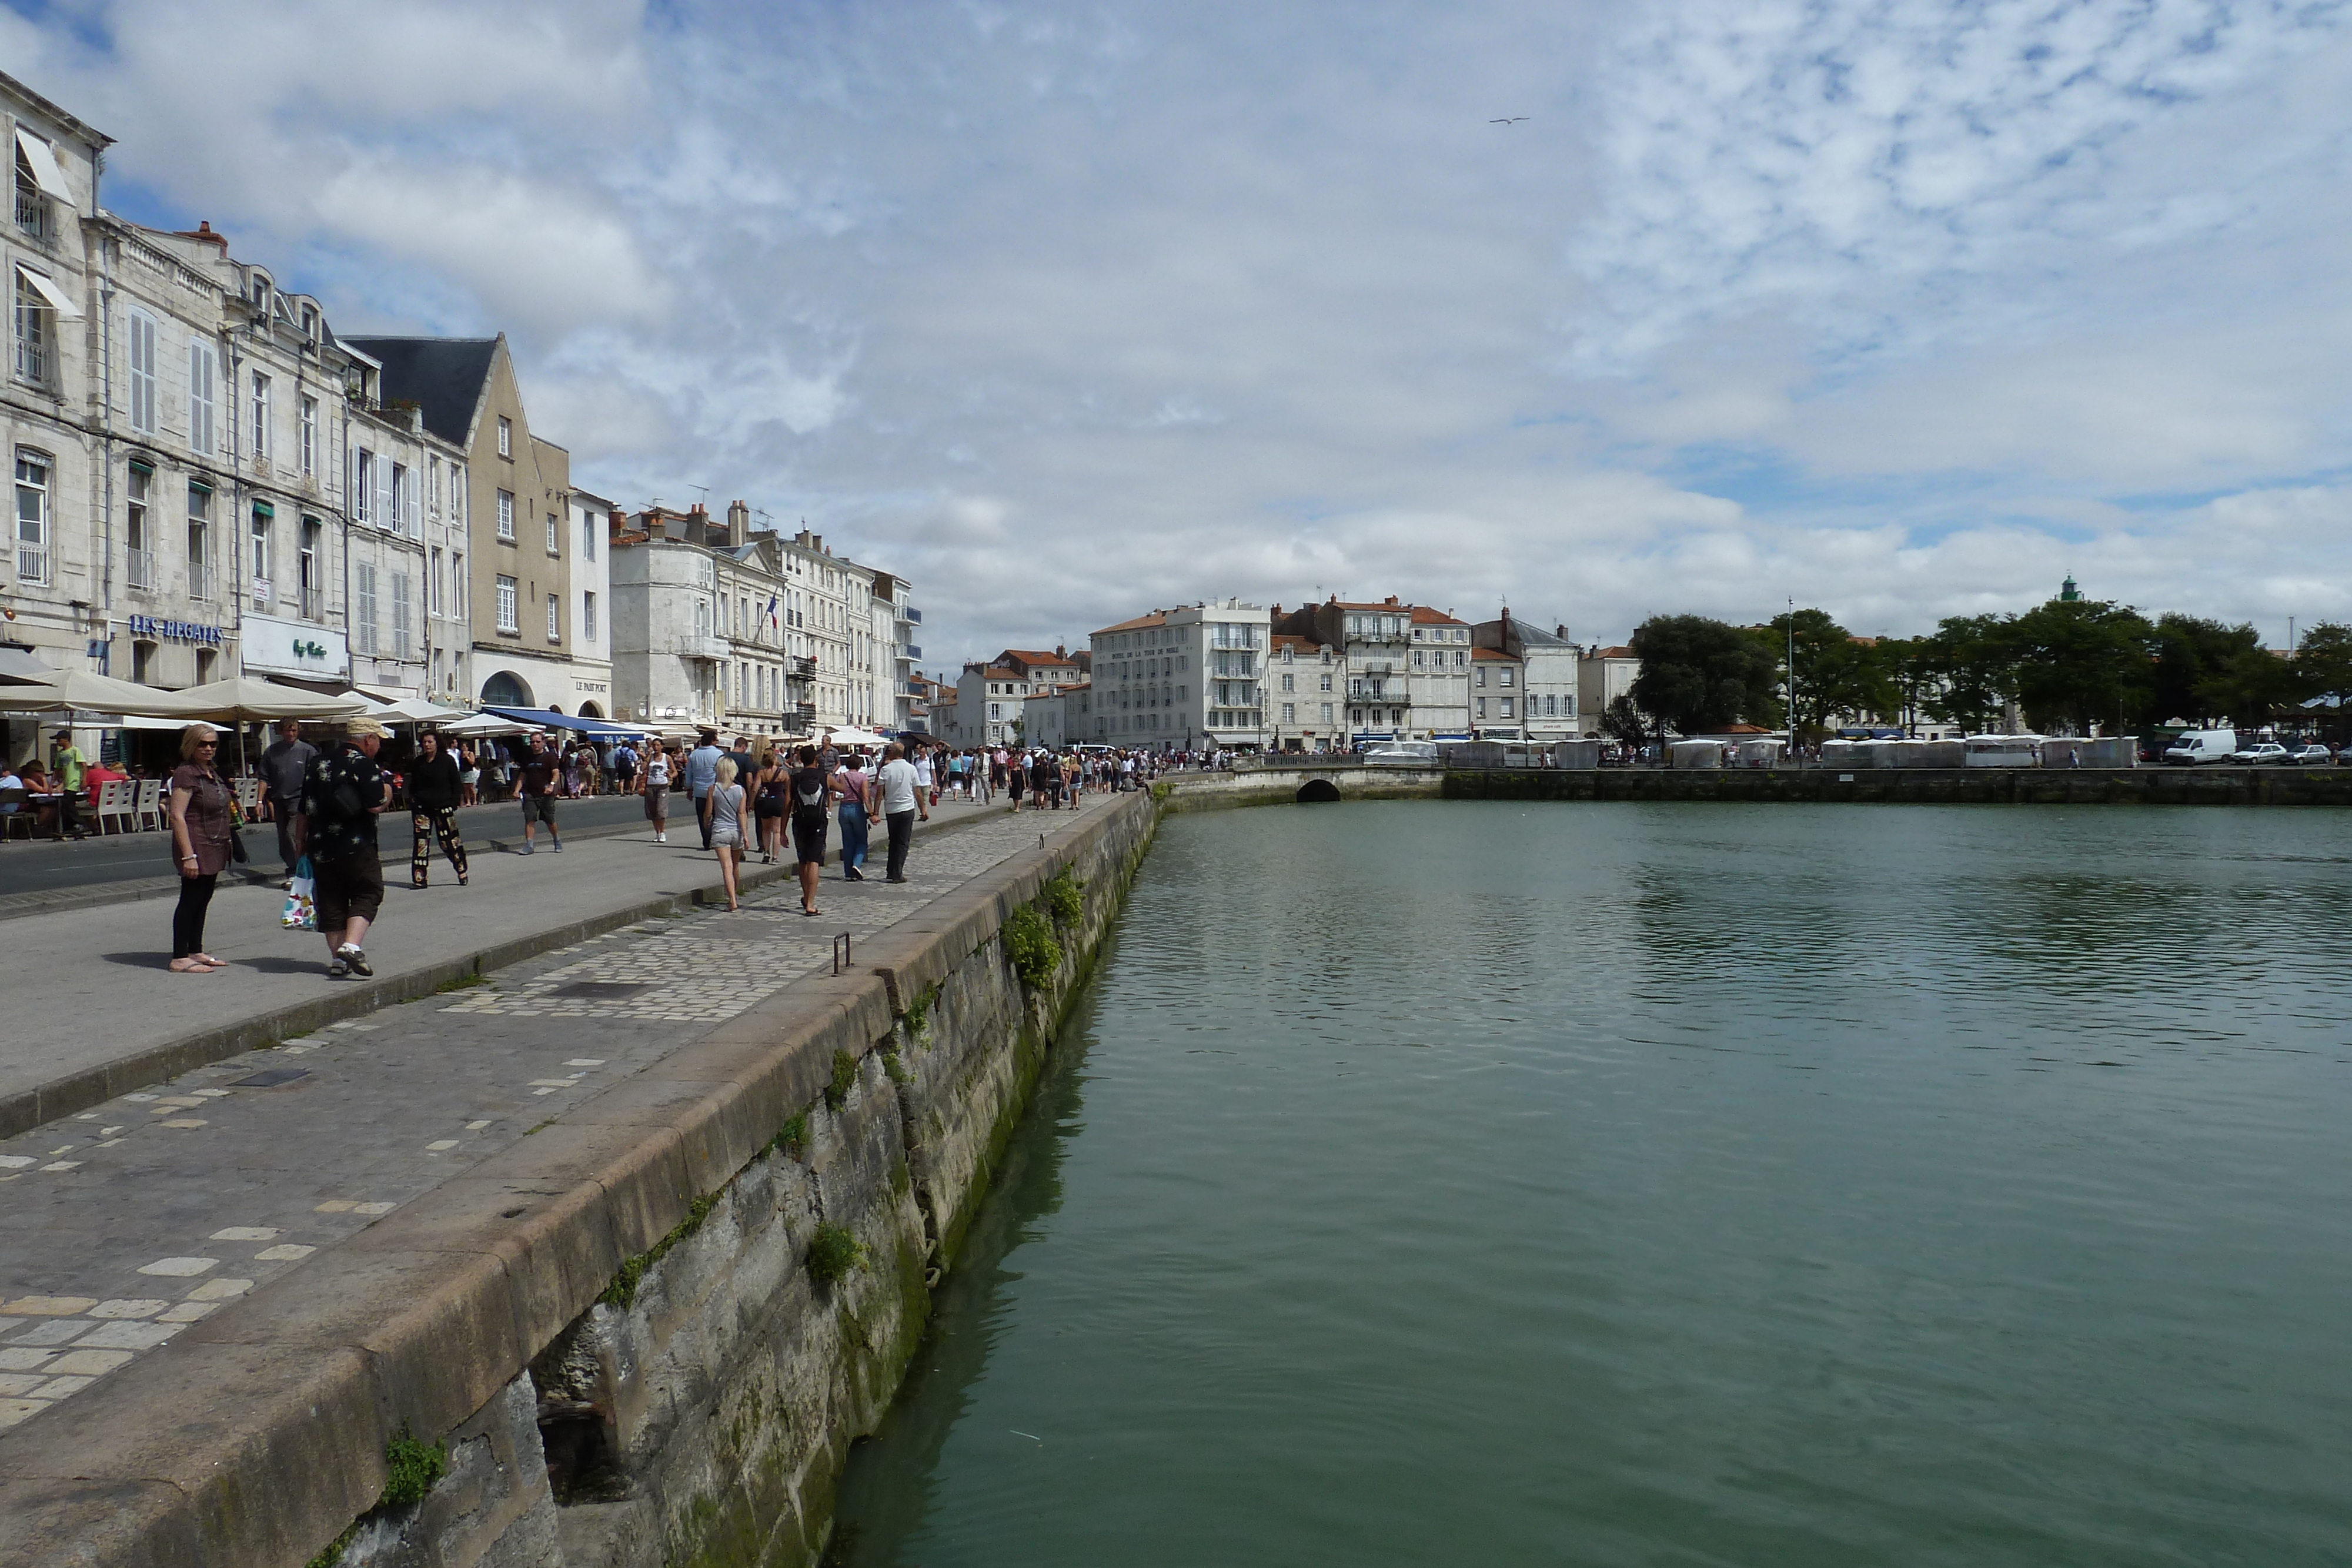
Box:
(2162, 730, 2237, 765)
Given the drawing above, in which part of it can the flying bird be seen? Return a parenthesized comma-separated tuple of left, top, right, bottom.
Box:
(1491, 116, 1528, 124)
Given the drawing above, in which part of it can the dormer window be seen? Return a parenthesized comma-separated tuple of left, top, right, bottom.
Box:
(14, 129, 71, 240)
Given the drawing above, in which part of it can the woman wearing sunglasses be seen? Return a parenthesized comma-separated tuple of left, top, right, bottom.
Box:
(166, 723, 239, 973)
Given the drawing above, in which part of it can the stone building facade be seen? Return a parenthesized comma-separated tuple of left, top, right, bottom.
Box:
(1088, 600, 1268, 749)
(345, 335, 582, 714)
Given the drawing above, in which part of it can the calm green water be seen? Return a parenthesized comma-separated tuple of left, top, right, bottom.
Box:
(831, 802, 2352, 1566)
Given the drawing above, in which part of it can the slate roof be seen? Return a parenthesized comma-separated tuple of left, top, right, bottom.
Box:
(340, 336, 499, 447)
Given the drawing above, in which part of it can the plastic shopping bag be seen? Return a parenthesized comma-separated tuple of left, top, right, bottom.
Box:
(282, 855, 317, 931)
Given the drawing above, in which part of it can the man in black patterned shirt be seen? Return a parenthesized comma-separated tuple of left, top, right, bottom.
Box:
(297, 717, 390, 978)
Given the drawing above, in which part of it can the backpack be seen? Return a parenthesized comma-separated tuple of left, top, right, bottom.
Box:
(794, 770, 828, 818)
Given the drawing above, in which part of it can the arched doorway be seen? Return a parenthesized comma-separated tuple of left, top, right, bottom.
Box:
(578, 702, 602, 718)
(480, 671, 532, 708)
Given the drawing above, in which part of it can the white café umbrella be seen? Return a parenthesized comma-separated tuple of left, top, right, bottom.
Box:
(821, 726, 891, 748)
(439, 711, 542, 738)
(372, 695, 473, 723)
(146, 678, 367, 775)
(0, 667, 189, 716)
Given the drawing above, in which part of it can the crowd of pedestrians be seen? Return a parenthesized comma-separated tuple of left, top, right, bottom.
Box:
(145, 711, 1237, 978)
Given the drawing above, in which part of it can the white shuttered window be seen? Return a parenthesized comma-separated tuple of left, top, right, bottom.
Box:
(187, 341, 216, 454)
(127, 310, 158, 434)
(353, 563, 377, 656)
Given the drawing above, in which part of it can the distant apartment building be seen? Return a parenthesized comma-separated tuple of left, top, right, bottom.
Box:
(1578, 644, 1640, 735)
(957, 646, 1085, 747)
(1472, 611, 1578, 742)
(346, 335, 589, 714)
(1468, 646, 1524, 734)
(1022, 680, 1092, 748)
(1265, 631, 1348, 750)
(1089, 600, 1269, 749)
(1271, 596, 1473, 743)
(609, 503, 914, 736)
(566, 484, 615, 720)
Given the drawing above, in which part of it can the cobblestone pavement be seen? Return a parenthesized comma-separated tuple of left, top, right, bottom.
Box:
(0, 795, 1008, 1116)
(0, 799, 1105, 1432)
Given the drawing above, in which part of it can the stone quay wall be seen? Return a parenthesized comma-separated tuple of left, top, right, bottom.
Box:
(8, 791, 1161, 1568)
(1440, 764, 2352, 807)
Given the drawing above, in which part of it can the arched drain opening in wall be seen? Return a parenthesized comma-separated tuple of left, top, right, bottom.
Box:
(1296, 778, 1342, 803)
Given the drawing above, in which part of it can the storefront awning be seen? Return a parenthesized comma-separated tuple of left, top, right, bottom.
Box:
(482, 706, 649, 744)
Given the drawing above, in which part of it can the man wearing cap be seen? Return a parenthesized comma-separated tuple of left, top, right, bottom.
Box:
(296, 717, 390, 978)
(49, 727, 89, 840)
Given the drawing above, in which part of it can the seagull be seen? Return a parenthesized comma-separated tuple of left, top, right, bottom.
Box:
(1491, 116, 1528, 125)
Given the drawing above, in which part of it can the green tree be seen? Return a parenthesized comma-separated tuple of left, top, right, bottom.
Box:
(1913, 614, 2016, 733)
(2148, 614, 2264, 726)
(2295, 622, 2352, 719)
(1628, 614, 1779, 735)
(1600, 693, 1650, 748)
(2004, 597, 2156, 734)
(1762, 608, 1899, 737)
(2193, 645, 2303, 730)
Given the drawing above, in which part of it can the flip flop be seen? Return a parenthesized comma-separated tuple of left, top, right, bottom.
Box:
(802, 907, 821, 917)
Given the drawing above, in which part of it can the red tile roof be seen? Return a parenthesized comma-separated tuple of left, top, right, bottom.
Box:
(1091, 611, 1168, 636)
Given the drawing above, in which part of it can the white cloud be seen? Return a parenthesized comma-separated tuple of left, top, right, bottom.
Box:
(10, 0, 2352, 667)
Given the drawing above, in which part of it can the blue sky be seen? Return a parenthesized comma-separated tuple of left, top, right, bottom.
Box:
(6, 0, 2350, 662)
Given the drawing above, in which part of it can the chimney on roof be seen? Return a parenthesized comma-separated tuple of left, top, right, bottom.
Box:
(1055, 643, 1065, 658)
(183, 220, 228, 251)
(726, 499, 749, 548)
(608, 506, 627, 543)
(1384, 595, 1399, 606)
(1556, 624, 1568, 641)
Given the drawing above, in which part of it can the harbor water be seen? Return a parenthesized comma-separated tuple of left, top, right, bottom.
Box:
(831, 800, 2352, 1566)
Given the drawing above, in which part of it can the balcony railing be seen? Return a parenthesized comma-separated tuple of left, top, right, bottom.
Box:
(14, 185, 46, 240)
(14, 337, 50, 386)
(125, 547, 154, 589)
(790, 655, 818, 677)
(904, 607, 922, 624)
(16, 542, 49, 584)
(903, 644, 922, 661)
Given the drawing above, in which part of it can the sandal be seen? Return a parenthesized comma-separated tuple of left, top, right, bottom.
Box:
(168, 957, 213, 974)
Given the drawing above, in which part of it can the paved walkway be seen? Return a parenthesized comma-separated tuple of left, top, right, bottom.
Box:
(0, 795, 1021, 1129)
(0, 797, 1107, 1432)
(0, 794, 658, 918)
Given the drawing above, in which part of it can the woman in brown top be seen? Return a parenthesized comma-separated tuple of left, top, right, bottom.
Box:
(167, 723, 238, 973)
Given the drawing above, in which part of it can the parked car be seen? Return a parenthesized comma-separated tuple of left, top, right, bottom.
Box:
(2230, 743, 2290, 765)
(2287, 743, 2333, 765)
(2337, 744, 2352, 767)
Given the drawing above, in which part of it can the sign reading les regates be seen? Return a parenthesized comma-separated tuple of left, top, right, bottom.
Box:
(125, 614, 224, 646)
